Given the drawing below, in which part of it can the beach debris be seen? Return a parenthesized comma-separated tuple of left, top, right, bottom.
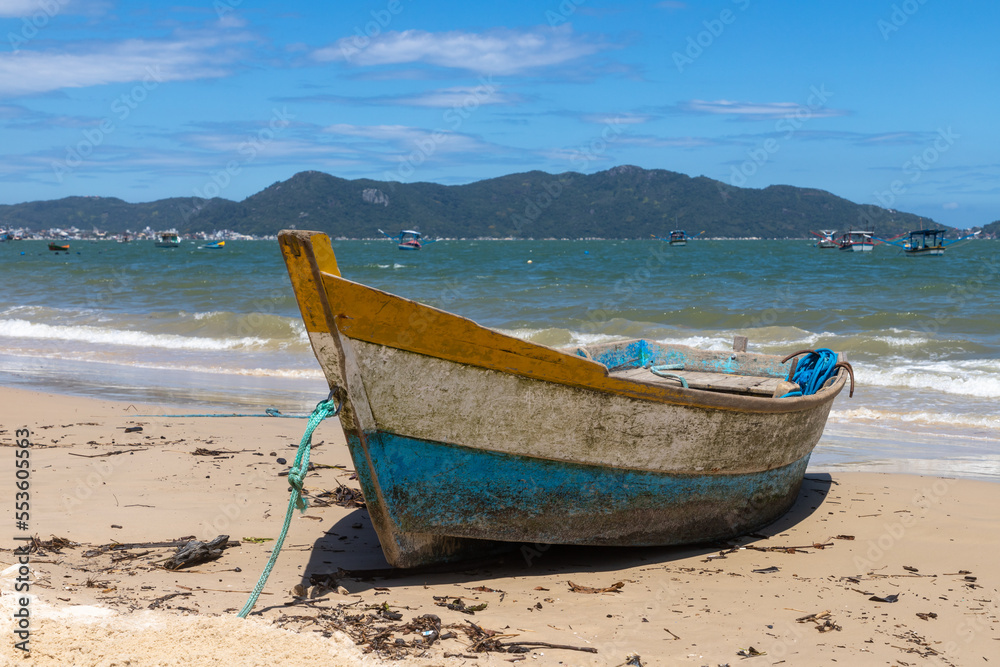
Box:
(745, 542, 831, 554)
(27, 535, 77, 555)
(834, 534, 855, 540)
(162, 534, 231, 570)
(567, 580, 624, 594)
(191, 447, 241, 456)
(68, 448, 146, 458)
(148, 591, 193, 610)
(242, 537, 274, 544)
(623, 654, 643, 666)
(752, 566, 780, 574)
(916, 612, 938, 621)
(311, 483, 366, 508)
(276, 457, 287, 464)
(868, 594, 900, 603)
(796, 610, 841, 632)
(664, 628, 681, 640)
(124, 426, 143, 433)
(736, 646, 765, 657)
(434, 596, 488, 614)
(903, 565, 919, 572)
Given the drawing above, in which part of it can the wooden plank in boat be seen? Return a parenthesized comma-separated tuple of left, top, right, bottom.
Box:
(610, 367, 783, 396)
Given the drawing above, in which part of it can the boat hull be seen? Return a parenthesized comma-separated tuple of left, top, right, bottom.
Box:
(279, 230, 847, 567)
(839, 243, 873, 252)
(904, 247, 944, 256)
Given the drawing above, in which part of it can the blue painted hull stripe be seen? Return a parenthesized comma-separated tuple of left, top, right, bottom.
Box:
(346, 431, 811, 546)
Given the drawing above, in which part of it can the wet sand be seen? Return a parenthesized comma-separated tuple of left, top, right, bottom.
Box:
(1, 386, 997, 666)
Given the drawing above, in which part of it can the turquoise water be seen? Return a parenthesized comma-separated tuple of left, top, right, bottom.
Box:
(2, 238, 997, 480)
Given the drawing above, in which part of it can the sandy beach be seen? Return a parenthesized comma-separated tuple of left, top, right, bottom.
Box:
(1, 385, 997, 666)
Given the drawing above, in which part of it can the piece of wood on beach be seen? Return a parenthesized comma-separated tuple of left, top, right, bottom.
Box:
(567, 580, 625, 594)
(162, 534, 231, 570)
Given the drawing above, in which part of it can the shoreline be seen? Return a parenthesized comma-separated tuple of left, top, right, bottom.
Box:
(1, 385, 997, 665)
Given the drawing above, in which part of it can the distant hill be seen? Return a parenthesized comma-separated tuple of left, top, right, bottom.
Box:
(0, 166, 937, 239)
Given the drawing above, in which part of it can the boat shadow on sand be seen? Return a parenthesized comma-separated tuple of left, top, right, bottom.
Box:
(288, 473, 835, 597)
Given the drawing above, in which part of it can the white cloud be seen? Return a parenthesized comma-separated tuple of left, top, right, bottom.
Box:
(580, 112, 650, 125)
(942, 201, 960, 210)
(393, 86, 516, 108)
(322, 123, 489, 154)
(0, 0, 109, 18)
(0, 30, 252, 97)
(314, 26, 604, 75)
(678, 99, 848, 120)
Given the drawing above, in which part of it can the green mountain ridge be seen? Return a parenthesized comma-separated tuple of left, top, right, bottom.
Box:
(0, 166, 939, 239)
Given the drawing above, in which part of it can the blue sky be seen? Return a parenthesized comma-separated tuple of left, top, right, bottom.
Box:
(1, 0, 996, 227)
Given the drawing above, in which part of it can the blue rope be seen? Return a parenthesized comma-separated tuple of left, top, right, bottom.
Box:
(780, 348, 839, 398)
(237, 393, 341, 618)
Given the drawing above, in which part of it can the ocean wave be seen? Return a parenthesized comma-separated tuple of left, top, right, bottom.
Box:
(856, 361, 1000, 398)
(0, 318, 272, 352)
(829, 406, 1000, 431)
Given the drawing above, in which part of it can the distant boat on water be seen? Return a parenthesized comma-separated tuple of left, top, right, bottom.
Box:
(880, 228, 980, 257)
(653, 230, 703, 246)
(154, 232, 180, 248)
(811, 230, 838, 248)
(837, 230, 874, 252)
(48, 243, 69, 252)
(201, 240, 225, 249)
(379, 229, 434, 250)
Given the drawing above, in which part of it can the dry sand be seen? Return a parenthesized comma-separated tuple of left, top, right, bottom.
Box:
(1, 386, 997, 666)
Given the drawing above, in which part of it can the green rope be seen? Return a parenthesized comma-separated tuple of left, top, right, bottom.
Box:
(237, 393, 341, 618)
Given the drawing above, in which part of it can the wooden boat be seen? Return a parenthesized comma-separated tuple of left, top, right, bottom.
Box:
(379, 228, 426, 250)
(668, 230, 688, 246)
(902, 229, 945, 256)
(280, 231, 853, 568)
(837, 230, 874, 252)
(48, 243, 69, 251)
(154, 232, 180, 248)
(811, 230, 838, 248)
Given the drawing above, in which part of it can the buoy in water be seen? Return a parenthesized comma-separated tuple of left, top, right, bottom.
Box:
(526, 259, 532, 264)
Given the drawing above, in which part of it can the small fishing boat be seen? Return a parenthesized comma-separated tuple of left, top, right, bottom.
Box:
(902, 229, 945, 256)
(379, 229, 429, 250)
(280, 231, 853, 568)
(811, 230, 838, 249)
(48, 243, 69, 251)
(668, 230, 688, 246)
(201, 240, 225, 249)
(880, 228, 979, 256)
(154, 232, 180, 248)
(836, 230, 874, 252)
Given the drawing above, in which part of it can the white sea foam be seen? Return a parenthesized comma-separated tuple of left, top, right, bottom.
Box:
(0, 318, 270, 352)
(857, 360, 1000, 398)
(830, 406, 1000, 431)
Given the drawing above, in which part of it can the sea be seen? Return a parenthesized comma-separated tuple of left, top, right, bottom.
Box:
(2, 238, 997, 481)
